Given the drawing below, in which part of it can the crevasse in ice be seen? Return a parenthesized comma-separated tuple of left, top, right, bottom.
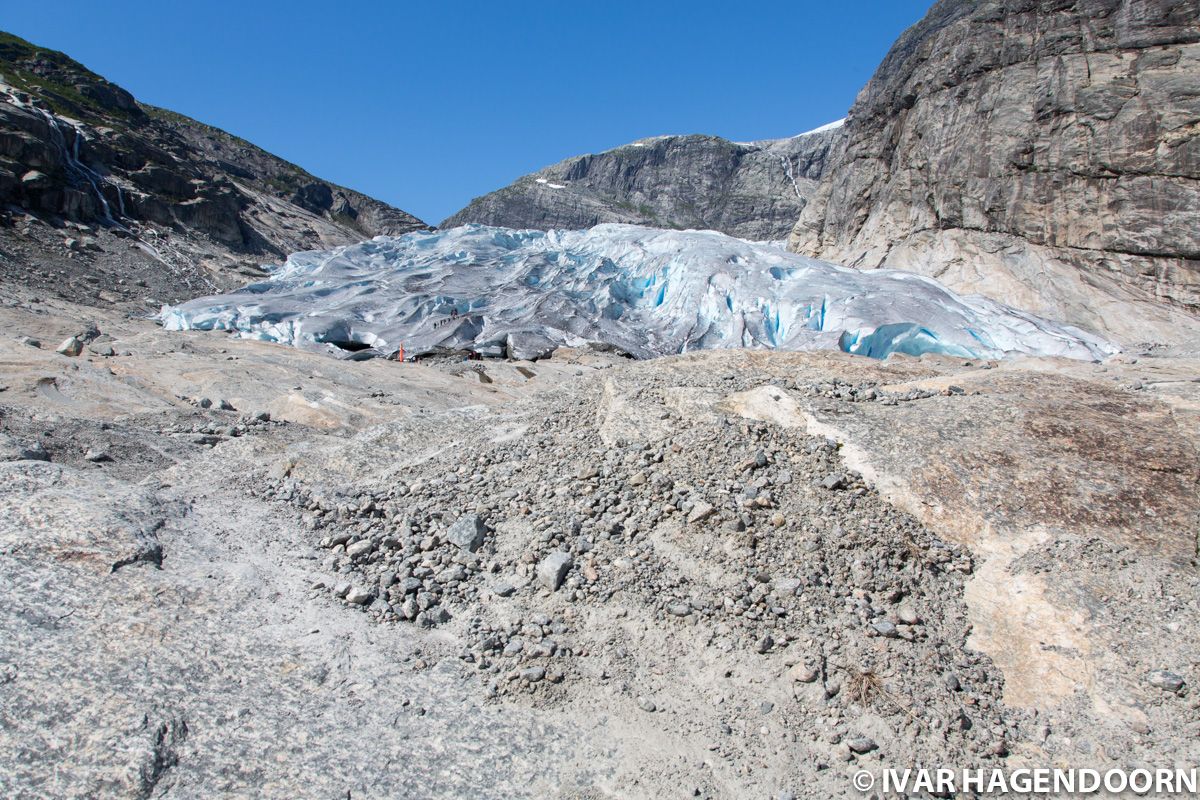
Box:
(159, 224, 1116, 361)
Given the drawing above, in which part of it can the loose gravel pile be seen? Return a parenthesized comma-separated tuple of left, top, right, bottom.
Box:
(253, 363, 1032, 790)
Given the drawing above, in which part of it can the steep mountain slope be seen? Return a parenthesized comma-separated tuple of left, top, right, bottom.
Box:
(788, 0, 1200, 347)
(442, 123, 844, 240)
(0, 31, 426, 305)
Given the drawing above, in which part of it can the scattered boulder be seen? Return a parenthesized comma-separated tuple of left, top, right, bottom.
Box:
(344, 585, 374, 605)
(788, 664, 819, 683)
(821, 473, 845, 490)
(774, 577, 802, 597)
(345, 539, 376, 560)
(871, 620, 899, 638)
(55, 336, 83, 357)
(537, 551, 573, 591)
(21, 170, 51, 189)
(1147, 670, 1185, 693)
(667, 602, 692, 617)
(846, 736, 878, 755)
(687, 500, 716, 524)
(0, 433, 49, 462)
(446, 513, 487, 552)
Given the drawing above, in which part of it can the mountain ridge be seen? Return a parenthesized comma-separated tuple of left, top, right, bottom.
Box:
(0, 30, 427, 306)
(441, 122, 845, 240)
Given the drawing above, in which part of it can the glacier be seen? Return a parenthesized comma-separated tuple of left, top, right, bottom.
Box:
(159, 224, 1116, 362)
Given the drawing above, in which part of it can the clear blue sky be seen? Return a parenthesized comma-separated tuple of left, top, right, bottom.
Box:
(5, 1, 932, 224)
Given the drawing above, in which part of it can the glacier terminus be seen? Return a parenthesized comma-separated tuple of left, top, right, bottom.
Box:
(160, 224, 1116, 362)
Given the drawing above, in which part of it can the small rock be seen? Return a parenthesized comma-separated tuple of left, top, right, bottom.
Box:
(1147, 670, 1185, 693)
(687, 500, 716, 524)
(21, 170, 51, 188)
(520, 666, 545, 683)
(424, 607, 451, 625)
(0, 435, 49, 463)
(537, 551, 573, 591)
(754, 635, 774, 654)
(637, 696, 657, 712)
(846, 736, 877, 754)
(197, 397, 235, 411)
(446, 513, 487, 552)
(788, 664, 819, 683)
(821, 473, 845, 491)
(400, 598, 419, 620)
(344, 586, 374, 605)
(897, 603, 920, 625)
(871, 620, 899, 638)
(18, 336, 41, 348)
(345, 539, 376, 560)
(774, 578, 802, 597)
(56, 336, 83, 357)
(83, 448, 111, 463)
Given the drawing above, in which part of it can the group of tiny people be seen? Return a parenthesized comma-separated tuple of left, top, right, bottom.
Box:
(395, 306, 482, 362)
(432, 307, 461, 329)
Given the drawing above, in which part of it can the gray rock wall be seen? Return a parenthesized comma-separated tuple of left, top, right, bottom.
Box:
(788, 0, 1200, 346)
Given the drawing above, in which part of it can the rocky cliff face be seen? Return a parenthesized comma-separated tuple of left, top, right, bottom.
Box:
(788, 0, 1200, 347)
(442, 123, 844, 240)
(0, 31, 426, 304)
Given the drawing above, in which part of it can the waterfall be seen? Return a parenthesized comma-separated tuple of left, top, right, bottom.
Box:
(778, 155, 803, 200)
(0, 87, 221, 294)
(50, 110, 116, 220)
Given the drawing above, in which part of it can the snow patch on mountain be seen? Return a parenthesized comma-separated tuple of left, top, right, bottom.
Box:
(159, 224, 1116, 362)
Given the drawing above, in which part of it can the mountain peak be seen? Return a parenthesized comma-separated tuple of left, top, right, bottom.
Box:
(440, 123, 846, 240)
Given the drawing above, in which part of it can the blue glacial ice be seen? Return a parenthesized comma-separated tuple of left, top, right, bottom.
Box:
(159, 224, 1117, 362)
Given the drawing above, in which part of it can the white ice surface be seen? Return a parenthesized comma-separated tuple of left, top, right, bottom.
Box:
(796, 118, 846, 137)
(160, 224, 1116, 362)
